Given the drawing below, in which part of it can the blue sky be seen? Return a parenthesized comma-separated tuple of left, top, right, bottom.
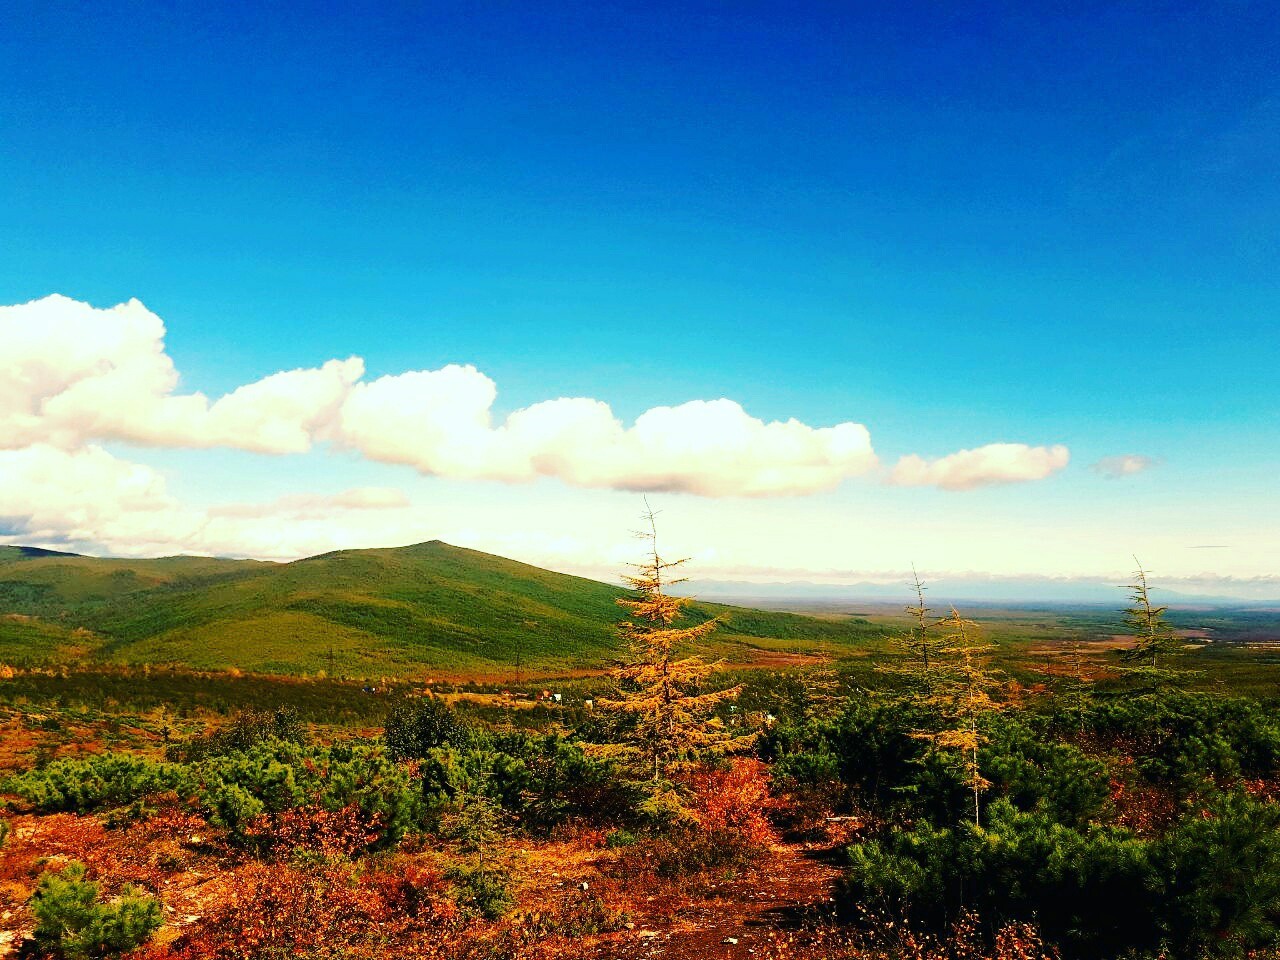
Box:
(1, 2, 1276, 592)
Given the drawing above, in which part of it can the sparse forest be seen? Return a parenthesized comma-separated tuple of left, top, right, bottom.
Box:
(1, 541, 1278, 960)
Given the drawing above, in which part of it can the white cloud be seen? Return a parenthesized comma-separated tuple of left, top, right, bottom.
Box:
(2, 443, 1272, 587)
(0, 445, 414, 560)
(0, 294, 361, 454)
(1, 294, 1070, 505)
(1091, 454, 1157, 479)
(335, 366, 521, 480)
(336, 374, 879, 496)
(890, 443, 1070, 491)
(3, 295, 1273, 582)
(3, 296, 886, 498)
(0, 444, 192, 553)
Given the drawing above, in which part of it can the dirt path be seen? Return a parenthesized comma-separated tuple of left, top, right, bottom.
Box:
(601, 840, 845, 960)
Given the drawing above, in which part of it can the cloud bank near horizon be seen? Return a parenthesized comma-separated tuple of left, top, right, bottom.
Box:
(0, 443, 415, 560)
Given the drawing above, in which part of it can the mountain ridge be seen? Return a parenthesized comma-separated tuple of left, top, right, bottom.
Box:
(0, 540, 886, 675)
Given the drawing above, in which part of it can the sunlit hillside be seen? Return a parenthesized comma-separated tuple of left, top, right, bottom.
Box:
(0, 541, 887, 675)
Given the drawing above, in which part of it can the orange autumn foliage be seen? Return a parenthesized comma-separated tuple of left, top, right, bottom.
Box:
(688, 758, 777, 850)
(250, 803, 383, 857)
(168, 858, 458, 960)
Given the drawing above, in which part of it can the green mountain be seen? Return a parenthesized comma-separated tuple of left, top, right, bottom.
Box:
(0, 541, 885, 676)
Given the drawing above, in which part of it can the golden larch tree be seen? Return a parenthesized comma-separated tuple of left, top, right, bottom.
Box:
(914, 607, 1005, 827)
(603, 502, 742, 781)
(801, 661, 847, 722)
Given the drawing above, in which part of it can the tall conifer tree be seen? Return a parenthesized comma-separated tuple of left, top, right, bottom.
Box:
(1120, 558, 1183, 687)
(604, 502, 741, 780)
(915, 608, 1005, 826)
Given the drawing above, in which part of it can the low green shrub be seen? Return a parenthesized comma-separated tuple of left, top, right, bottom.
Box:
(843, 800, 1155, 958)
(604, 828, 638, 848)
(1151, 790, 1280, 957)
(416, 732, 643, 833)
(445, 863, 513, 919)
(519, 736, 643, 831)
(843, 790, 1280, 960)
(384, 696, 474, 761)
(29, 861, 162, 959)
(1083, 691, 1280, 785)
(983, 717, 1110, 826)
(193, 740, 423, 849)
(7, 737, 423, 851)
(440, 793, 506, 858)
(4, 754, 190, 813)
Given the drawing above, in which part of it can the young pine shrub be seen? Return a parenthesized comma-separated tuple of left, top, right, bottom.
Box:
(194, 740, 423, 852)
(444, 863, 514, 920)
(841, 800, 1156, 959)
(879, 566, 947, 701)
(1152, 789, 1280, 958)
(520, 735, 644, 833)
(913, 608, 1006, 827)
(29, 861, 162, 959)
(165, 706, 304, 763)
(384, 695, 474, 761)
(1119, 558, 1186, 688)
(5, 753, 190, 813)
(440, 792, 506, 872)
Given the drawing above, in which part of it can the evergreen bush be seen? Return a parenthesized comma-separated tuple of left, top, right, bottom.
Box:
(29, 861, 162, 959)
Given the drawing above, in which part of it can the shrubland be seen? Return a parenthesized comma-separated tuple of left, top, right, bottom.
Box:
(767, 678, 1280, 958)
(0, 548, 1277, 959)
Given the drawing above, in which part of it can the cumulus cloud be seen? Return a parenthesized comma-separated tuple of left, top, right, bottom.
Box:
(1, 295, 1068, 502)
(1091, 454, 1157, 479)
(337, 370, 878, 495)
(0, 444, 193, 554)
(0, 294, 362, 453)
(890, 443, 1071, 491)
(2, 295, 883, 497)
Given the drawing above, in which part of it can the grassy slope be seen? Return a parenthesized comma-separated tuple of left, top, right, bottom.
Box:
(0, 546, 265, 607)
(0, 541, 887, 675)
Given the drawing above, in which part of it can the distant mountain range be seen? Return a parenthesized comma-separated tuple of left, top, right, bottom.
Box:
(677, 577, 1280, 609)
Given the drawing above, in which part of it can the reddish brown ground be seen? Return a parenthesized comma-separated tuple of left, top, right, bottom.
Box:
(0, 809, 847, 960)
(596, 841, 843, 960)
